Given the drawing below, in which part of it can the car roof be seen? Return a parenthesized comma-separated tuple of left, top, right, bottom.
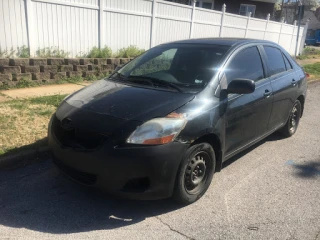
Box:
(164, 38, 276, 47)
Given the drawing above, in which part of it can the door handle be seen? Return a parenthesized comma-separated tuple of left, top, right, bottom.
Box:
(264, 89, 272, 98)
(292, 79, 297, 87)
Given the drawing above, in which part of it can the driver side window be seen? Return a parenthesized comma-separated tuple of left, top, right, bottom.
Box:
(225, 46, 265, 84)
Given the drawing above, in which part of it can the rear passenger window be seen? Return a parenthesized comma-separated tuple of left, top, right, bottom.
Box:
(264, 46, 286, 75)
(225, 47, 264, 83)
(283, 54, 293, 71)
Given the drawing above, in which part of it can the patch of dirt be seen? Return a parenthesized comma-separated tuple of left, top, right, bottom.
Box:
(1, 83, 85, 99)
(296, 58, 320, 66)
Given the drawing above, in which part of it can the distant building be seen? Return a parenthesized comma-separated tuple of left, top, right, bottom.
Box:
(166, 0, 277, 19)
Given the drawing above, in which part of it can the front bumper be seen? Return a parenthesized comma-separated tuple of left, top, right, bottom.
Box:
(48, 117, 188, 200)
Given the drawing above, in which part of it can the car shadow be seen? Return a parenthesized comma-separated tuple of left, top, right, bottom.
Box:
(291, 160, 320, 179)
(222, 131, 283, 169)
(0, 155, 183, 234)
(0, 131, 297, 234)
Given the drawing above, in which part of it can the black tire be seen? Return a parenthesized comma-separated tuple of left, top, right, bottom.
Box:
(279, 100, 302, 138)
(173, 143, 216, 205)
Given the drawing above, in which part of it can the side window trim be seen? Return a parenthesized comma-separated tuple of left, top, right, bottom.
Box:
(257, 45, 268, 81)
(282, 52, 294, 72)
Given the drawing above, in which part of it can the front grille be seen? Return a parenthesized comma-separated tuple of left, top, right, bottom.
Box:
(52, 115, 107, 150)
(54, 158, 97, 185)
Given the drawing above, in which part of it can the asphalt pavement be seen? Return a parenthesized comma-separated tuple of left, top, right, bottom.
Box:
(0, 82, 319, 240)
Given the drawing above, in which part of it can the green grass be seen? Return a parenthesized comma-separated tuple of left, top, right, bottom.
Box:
(297, 47, 320, 60)
(28, 94, 67, 107)
(303, 62, 320, 80)
(0, 94, 67, 156)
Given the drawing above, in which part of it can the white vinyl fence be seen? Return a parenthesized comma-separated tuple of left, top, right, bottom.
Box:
(0, 0, 307, 57)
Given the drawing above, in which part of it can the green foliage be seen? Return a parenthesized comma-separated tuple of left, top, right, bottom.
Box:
(15, 79, 38, 88)
(86, 46, 113, 58)
(28, 94, 67, 107)
(36, 47, 69, 58)
(17, 45, 30, 58)
(0, 47, 16, 58)
(296, 47, 320, 60)
(115, 45, 145, 58)
(304, 62, 320, 75)
(303, 47, 320, 55)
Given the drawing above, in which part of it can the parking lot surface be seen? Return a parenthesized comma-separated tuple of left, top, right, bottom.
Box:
(0, 82, 319, 240)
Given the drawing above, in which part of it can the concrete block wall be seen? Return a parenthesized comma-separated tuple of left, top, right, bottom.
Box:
(0, 58, 132, 87)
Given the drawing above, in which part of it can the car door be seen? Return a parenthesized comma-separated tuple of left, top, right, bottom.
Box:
(222, 45, 273, 155)
(262, 46, 297, 130)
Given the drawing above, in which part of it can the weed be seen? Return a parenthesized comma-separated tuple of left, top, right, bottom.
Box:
(17, 45, 30, 58)
(115, 45, 145, 58)
(15, 79, 38, 88)
(0, 47, 16, 58)
(297, 47, 320, 60)
(36, 47, 69, 58)
(86, 46, 113, 58)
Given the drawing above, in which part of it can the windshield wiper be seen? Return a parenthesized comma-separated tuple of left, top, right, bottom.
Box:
(127, 76, 183, 92)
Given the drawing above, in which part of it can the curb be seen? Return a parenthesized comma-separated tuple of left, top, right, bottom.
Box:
(0, 146, 49, 169)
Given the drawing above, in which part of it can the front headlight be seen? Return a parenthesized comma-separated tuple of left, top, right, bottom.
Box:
(126, 114, 187, 145)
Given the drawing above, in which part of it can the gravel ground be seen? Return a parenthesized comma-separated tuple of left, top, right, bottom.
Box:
(0, 82, 319, 240)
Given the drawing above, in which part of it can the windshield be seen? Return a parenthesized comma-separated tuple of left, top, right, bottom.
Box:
(109, 43, 230, 92)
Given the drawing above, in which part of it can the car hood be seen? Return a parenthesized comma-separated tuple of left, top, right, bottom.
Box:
(64, 80, 195, 121)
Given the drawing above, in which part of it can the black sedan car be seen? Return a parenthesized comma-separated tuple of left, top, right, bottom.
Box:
(49, 38, 307, 204)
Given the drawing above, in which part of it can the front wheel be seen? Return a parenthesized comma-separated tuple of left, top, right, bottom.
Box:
(279, 100, 302, 137)
(173, 143, 216, 205)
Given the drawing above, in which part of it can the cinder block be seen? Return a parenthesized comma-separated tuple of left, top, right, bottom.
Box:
(60, 65, 73, 72)
(40, 65, 58, 73)
(22, 66, 40, 73)
(9, 58, 29, 66)
(14, 73, 32, 81)
(107, 58, 120, 65)
(30, 58, 47, 66)
(51, 72, 66, 80)
(83, 71, 96, 78)
(32, 72, 51, 81)
(0, 58, 9, 67)
(74, 65, 88, 71)
(92, 65, 102, 72)
(80, 58, 95, 65)
(102, 64, 113, 71)
(94, 58, 107, 65)
(0, 74, 12, 81)
(0, 66, 21, 74)
(120, 58, 130, 64)
(0, 80, 16, 87)
(67, 71, 82, 78)
(65, 59, 80, 65)
(47, 58, 65, 65)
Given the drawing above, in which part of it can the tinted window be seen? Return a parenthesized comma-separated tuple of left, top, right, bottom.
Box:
(283, 54, 293, 70)
(117, 44, 230, 92)
(264, 46, 286, 76)
(225, 47, 264, 83)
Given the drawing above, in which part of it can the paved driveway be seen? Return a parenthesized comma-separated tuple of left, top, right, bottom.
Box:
(0, 82, 319, 240)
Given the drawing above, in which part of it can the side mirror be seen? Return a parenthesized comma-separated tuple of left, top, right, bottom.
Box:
(227, 79, 255, 94)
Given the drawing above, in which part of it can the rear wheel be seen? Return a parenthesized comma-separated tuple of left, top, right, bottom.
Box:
(173, 143, 215, 205)
(279, 100, 302, 137)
